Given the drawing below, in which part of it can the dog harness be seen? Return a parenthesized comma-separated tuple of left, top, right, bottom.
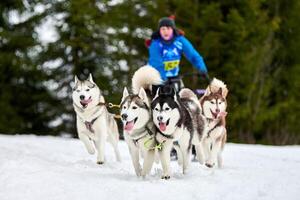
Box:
(84, 117, 98, 133)
(75, 103, 106, 134)
(206, 120, 222, 138)
(131, 126, 154, 146)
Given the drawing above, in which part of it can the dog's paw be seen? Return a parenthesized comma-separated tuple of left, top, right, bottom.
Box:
(97, 161, 104, 165)
(135, 169, 142, 177)
(161, 175, 171, 180)
(136, 172, 142, 177)
(87, 148, 95, 155)
(205, 162, 215, 168)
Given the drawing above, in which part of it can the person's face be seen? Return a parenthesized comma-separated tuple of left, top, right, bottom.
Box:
(159, 26, 174, 41)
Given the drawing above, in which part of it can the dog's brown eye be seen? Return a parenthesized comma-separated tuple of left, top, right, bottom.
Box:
(123, 106, 127, 109)
(132, 106, 137, 109)
(76, 90, 80, 92)
(210, 101, 215, 104)
(155, 108, 159, 111)
(165, 108, 170, 111)
(86, 89, 89, 91)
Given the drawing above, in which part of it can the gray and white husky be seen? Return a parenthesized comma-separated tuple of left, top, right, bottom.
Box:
(151, 86, 205, 179)
(199, 78, 228, 168)
(72, 74, 121, 164)
(120, 66, 162, 177)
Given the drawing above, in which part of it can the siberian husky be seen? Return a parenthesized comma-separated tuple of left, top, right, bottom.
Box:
(72, 74, 121, 164)
(120, 66, 162, 177)
(199, 78, 228, 168)
(151, 86, 205, 179)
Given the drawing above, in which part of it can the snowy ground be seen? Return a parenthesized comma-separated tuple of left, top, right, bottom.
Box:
(0, 135, 299, 200)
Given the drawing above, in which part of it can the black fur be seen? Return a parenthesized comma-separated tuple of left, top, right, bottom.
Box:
(181, 98, 205, 143)
(151, 87, 195, 151)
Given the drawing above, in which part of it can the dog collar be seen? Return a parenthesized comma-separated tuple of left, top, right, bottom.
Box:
(157, 129, 174, 139)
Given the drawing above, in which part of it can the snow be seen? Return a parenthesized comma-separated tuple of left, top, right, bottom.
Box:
(0, 134, 299, 200)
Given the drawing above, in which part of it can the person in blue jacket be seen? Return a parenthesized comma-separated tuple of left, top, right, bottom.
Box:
(147, 16, 209, 93)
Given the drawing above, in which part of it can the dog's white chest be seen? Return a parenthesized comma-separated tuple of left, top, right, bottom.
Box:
(206, 122, 224, 140)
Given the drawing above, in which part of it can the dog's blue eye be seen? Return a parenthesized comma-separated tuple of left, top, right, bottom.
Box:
(132, 106, 137, 109)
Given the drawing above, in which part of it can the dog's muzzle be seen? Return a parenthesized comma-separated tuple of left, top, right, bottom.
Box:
(157, 116, 163, 122)
(121, 113, 128, 121)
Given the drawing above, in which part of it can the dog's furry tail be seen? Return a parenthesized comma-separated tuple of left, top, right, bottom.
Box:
(179, 88, 201, 108)
(209, 78, 228, 98)
(132, 65, 162, 94)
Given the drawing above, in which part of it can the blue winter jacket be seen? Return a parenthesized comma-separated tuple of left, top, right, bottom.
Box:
(148, 35, 207, 81)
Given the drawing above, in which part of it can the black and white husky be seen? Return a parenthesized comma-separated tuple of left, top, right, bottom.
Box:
(199, 78, 228, 168)
(120, 66, 162, 177)
(72, 74, 121, 164)
(151, 87, 205, 179)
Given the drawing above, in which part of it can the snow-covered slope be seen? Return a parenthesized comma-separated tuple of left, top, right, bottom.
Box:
(0, 135, 299, 200)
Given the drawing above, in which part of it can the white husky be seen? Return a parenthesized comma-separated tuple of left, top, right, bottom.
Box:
(120, 66, 162, 177)
(199, 78, 228, 168)
(72, 74, 121, 164)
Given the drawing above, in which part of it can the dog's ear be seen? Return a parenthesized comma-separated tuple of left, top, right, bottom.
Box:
(172, 87, 177, 96)
(88, 73, 95, 84)
(217, 87, 222, 95)
(173, 88, 178, 103)
(203, 86, 211, 96)
(153, 87, 160, 100)
(74, 75, 80, 89)
(74, 75, 79, 84)
(138, 87, 149, 106)
(121, 87, 129, 103)
(222, 88, 228, 98)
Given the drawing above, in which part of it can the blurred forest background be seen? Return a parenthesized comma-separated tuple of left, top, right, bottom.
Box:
(0, 0, 299, 145)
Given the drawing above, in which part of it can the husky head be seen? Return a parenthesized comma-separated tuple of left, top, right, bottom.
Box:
(200, 87, 227, 119)
(72, 74, 101, 110)
(120, 87, 151, 134)
(151, 86, 181, 135)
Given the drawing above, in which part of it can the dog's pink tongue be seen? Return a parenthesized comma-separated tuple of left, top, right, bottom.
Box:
(159, 122, 167, 132)
(124, 121, 134, 131)
(217, 111, 227, 118)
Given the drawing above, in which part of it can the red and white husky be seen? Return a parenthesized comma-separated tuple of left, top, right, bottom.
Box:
(199, 78, 228, 168)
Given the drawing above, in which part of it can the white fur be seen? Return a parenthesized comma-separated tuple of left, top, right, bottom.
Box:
(205, 78, 228, 98)
(72, 76, 121, 164)
(152, 103, 181, 136)
(120, 68, 160, 177)
(131, 65, 162, 94)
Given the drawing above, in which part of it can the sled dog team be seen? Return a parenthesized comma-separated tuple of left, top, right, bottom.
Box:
(72, 66, 228, 179)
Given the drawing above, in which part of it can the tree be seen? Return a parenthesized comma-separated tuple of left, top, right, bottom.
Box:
(0, 0, 61, 135)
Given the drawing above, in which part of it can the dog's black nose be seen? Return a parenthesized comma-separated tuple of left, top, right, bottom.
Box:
(121, 114, 128, 120)
(80, 95, 85, 100)
(157, 116, 163, 121)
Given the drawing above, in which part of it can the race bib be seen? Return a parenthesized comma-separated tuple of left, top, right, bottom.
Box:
(164, 60, 180, 71)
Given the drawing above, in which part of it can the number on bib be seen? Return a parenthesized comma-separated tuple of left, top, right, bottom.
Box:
(164, 60, 180, 71)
